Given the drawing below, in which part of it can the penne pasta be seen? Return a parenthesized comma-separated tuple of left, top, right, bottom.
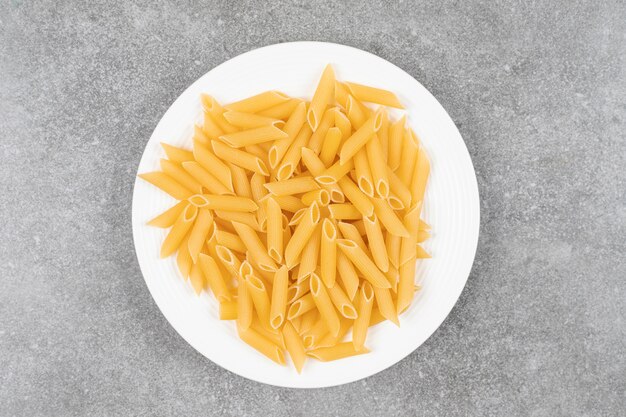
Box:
(307, 108, 336, 154)
(410, 144, 431, 206)
(353, 282, 374, 350)
(373, 286, 399, 326)
(187, 208, 214, 262)
(284, 202, 321, 268)
(189, 262, 206, 294)
(246, 274, 272, 328)
(191, 194, 257, 212)
(198, 253, 231, 302)
(275, 124, 312, 180)
(365, 134, 390, 197)
(345, 95, 367, 128)
(226, 90, 290, 113)
(307, 64, 335, 131)
(193, 142, 234, 191)
(176, 233, 193, 279)
(363, 214, 389, 272)
(183, 161, 233, 195)
(219, 300, 238, 320)
(337, 251, 359, 301)
(353, 148, 375, 197)
(287, 278, 311, 304)
(297, 224, 321, 281)
(287, 293, 316, 320)
(282, 321, 307, 373)
(307, 342, 369, 362)
(336, 239, 390, 288)
(160, 204, 197, 258)
(201, 95, 238, 133)
(327, 283, 357, 319)
(268, 101, 307, 169)
(345, 82, 404, 108)
(223, 111, 284, 129)
(264, 176, 320, 196)
(160, 159, 203, 194)
(269, 266, 289, 329)
(320, 219, 338, 287)
(377, 110, 389, 161)
(237, 325, 286, 365)
(212, 140, 269, 176)
(397, 260, 417, 314)
(319, 127, 342, 167)
(220, 125, 287, 148)
(327, 203, 361, 220)
(301, 189, 330, 207)
(161, 142, 194, 163)
(213, 210, 260, 231)
(266, 197, 283, 263)
(387, 115, 405, 171)
(232, 221, 277, 272)
(257, 98, 303, 119)
(300, 148, 345, 202)
(147, 200, 188, 228)
(371, 198, 410, 237)
(337, 177, 374, 216)
(336, 222, 369, 255)
(396, 129, 418, 185)
(228, 163, 252, 199)
(138, 172, 194, 200)
(333, 107, 352, 140)
(386, 232, 401, 269)
(267, 195, 306, 213)
(215, 229, 246, 253)
(339, 109, 383, 164)
(334, 81, 350, 108)
(309, 273, 341, 337)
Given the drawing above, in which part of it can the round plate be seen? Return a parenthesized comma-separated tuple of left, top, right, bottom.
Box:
(132, 41, 479, 388)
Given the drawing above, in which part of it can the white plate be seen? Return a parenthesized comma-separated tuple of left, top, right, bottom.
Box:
(132, 41, 479, 388)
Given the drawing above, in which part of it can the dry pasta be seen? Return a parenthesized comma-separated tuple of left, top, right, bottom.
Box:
(138, 64, 432, 372)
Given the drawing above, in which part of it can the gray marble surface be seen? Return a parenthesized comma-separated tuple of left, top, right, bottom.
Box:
(1, 1, 625, 416)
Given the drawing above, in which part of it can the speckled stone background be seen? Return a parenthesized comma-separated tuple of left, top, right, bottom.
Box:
(1, 1, 625, 416)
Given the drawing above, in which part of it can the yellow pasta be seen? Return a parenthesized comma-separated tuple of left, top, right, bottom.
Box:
(187, 208, 213, 262)
(147, 200, 188, 228)
(226, 90, 290, 113)
(307, 64, 335, 131)
(336, 239, 390, 289)
(268, 101, 306, 166)
(160, 204, 197, 258)
(139, 64, 433, 371)
(222, 111, 284, 130)
(266, 197, 283, 263)
(232, 221, 277, 272)
(282, 321, 307, 373)
(353, 148, 375, 197)
(309, 273, 341, 337)
(161, 142, 194, 163)
(339, 109, 383, 164)
(320, 219, 337, 287)
(363, 214, 389, 272)
(345, 82, 404, 108)
(307, 342, 369, 362)
(264, 176, 319, 196)
(138, 172, 194, 200)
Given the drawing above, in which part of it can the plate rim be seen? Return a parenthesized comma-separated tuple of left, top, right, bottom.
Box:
(132, 41, 480, 388)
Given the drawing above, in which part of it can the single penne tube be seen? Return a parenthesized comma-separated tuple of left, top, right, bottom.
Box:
(237, 277, 253, 330)
(397, 260, 417, 314)
(385, 263, 399, 292)
(161, 142, 194, 163)
(264, 176, 320, 196)
(339, 108, 384, 164)
(301, 189, 330, 207)
(257, 98, 303, 119)
(399, 203, 421, 266)
(232, 221, 277, 272)
(147, 200, 188, 228)
(353, 148, 375, 197)
(319, 127, 342, 167)
(327, 203, 361, 220)
(371, 198, 410, 237)
(385, 232, 401, 269)
(215, 229, 246, 253)
(307, 342, 369, 362)
(337, 177, 374, 217)
(336, 239, 390, 288)
(220, 125, 288, 148)
(363, 214, 390, 272)
(377, 110, 389, 161)
(265, 197, 283, 263)
(336, 251, 359, 301)
(275, 124, 312, 180)
(307, 107, 336, 154)
(396, 129, 419, 185)
(227, 163, 252, 198)
(345, 95, 367, 128)
(160, 205, 197, 258)
(245, 274, 271, 328)
(287, 293, 316, 320)
(222, 111, 284, 129)
(176, 234, 193, 279)
(268, 102, 307, 168)
(226, 90, 290, 113)
(215, 244, 243, 277)
(193, 142, 234, 191)
(160, 159, 203, 194)
(333, 107, 352, 140)
(345, 82, 405, 108)
(297, 224, 321, 281)
(353, 282, 374, 350)
(249, 172, 268, 230)
(307, 64, 335, 130)
(387, 115, 406, 171)
(182, 161, 233, 195)
(198, 253, 231, 302)
(265, 195, 306, 213)
(269, 266, 289, 329)
(191, 194, 257, 212)
(189, 262, 206, 294)
(138, 171, 194, 200)
(300, 148, 345, 202)
(410, 144, 431, 205)
(282, 321, 307, 373)
(373, 286, 399, 326)
(334, 81, 350, 108)
(365, 135, 390, 198)
(320, 219, 338, 287)
(336, 222, 369, 255)
(281, 214, 291, 251)
(284, 202, 321, 268)
(219, 300, 238, 320)
(287, 277, 311, 304)
(387, 166, 412, 208)
(187, 208, 214, 262)
(211, 140, 269, 176)
(237, 325, 286, 365)
(327, 283, 357, 319)
(309, 273, 341, 337)
(213, 210, 260, 231)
